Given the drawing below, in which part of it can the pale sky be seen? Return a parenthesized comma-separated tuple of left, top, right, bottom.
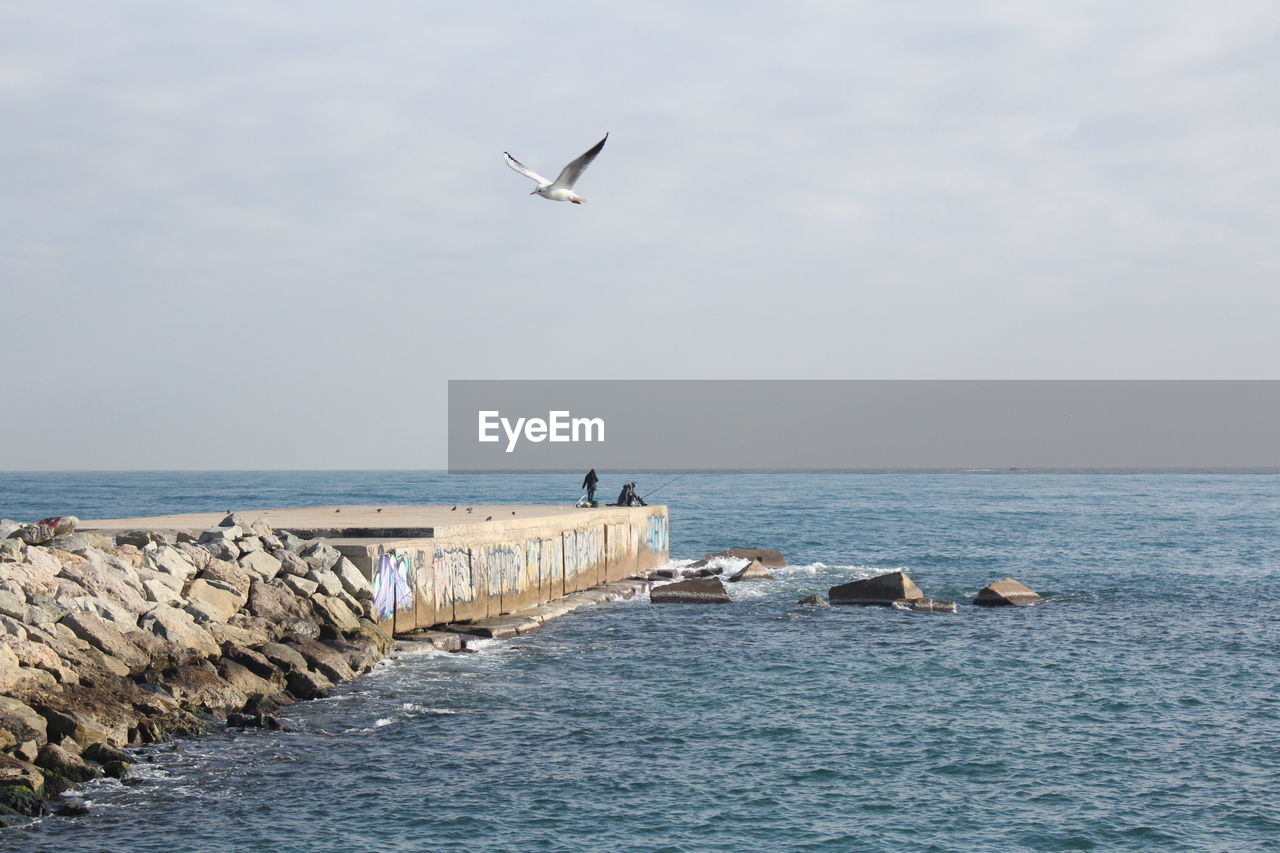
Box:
(2, 2, 1278, 469)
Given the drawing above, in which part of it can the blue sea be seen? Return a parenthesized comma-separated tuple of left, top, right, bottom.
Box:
(2, 471, 1278, 852)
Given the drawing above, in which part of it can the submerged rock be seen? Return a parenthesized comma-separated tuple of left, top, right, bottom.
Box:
(796, 594, 829, 607)
(650, 577, 731, 604)
(828, 571, 924, 606)
(900, 598, 957, 614)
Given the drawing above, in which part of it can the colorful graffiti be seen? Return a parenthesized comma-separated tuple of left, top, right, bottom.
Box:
(645, 514, 669, 554)
(372, 547, 416, 621)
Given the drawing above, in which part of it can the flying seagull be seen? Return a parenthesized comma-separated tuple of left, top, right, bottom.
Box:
(504, 134, 608, 204)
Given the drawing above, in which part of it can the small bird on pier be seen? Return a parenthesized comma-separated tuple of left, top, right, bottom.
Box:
(466, 507, 473, 513)
(485, 516, 493, 521)
(334, 508, 341, 513)
(376, 508, 383, 513)
(504, 134, 608, 204)
(450, 506, 457, 511)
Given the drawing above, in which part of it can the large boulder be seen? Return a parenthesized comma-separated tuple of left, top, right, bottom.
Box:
(15, 516, 79, 545)
(58, 611, 152, 673)
(332, 557, 373, 601)
(239, 550, 282, 582)
(35, 742, 100, 783)
(728, 559, 774, 582)
(973, 577, 1042, 607)
(650, 577, 731, 604)
(300, 541, 341, 573)
(829, 571, 924, 606)
(0, 697, 48, 748)
(245, 579, 320, 640)
(138, 604, 222, 662)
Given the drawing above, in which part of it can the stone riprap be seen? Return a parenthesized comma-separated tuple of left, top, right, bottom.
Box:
(0, 512, 397, 822)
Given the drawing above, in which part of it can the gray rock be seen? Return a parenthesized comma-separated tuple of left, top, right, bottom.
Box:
(202, 539, 241, 562)
(199, 526, 242, 544)
(145, 544, 198, 582)
(0, 538, 24, 562)
(239, 550, 283, 582)
(312, 594, 361, 634)
(973, 577, 1042, 607)
(259, 532, 283, 551)
(0, 519, 23, 539)
(184, 578, 246, 623)
(282, 574, 319, 598)
(0, 697, 48, 746)
(332, 557, 373, 600)
(829, 571, 924, 606)
(274, 549, 310, 577)
(138, 604, 222, 661)
(278, 531, 307, 554)
(113, 529, 175, 548)
(257, 642, 309, 674)
(48, 532, 114, 552)
(249, 518, 274, 537)
(649, 577, 732, 604)
(234, 535, 264, 554)
(300, 541, 341, 573)
(0, 588, 25, 620)
(59, 611, 151, 673)
(219, 513, 249, 529)
(305, 569, 344, 598)
(173, 542, 212, 572)
(245, 579, 320, 639)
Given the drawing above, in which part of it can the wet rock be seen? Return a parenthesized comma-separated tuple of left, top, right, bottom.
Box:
(100, 760, 132, 779)
(796, 594, 830, 607)
(829, 571, 924, 606)
(285, 667, 332, 700)
(728, 559, 775, 582)
(973, 577, 1042, 607)
(901, 598, 957, 614)
(55, 796, 91, 816)
(82, 742, 130, 765)
(36, 743, 100, 784)
(704, 547, 787, 567)
(650, 577, 731, 604)
(154, 661, 248, 714)
(286, 638, 356, 683)
(395, 630, 464, 653)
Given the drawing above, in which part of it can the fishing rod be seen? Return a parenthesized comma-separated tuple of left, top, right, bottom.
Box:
(641, 471, 692, 501)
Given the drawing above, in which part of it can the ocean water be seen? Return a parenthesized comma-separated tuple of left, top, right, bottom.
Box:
(2, 471, 1279, 852)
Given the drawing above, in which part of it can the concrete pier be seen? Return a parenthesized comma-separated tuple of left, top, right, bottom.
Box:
(80, 504, 670, 634)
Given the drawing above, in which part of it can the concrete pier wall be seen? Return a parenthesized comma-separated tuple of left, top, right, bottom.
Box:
(340, 506, 670, 633)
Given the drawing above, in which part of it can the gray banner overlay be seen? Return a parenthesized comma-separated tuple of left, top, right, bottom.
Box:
(448, 380, 1280, 471)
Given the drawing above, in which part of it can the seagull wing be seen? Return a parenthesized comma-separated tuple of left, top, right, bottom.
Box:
(504, 152, 551, 186)
(550, 133, 608, 190)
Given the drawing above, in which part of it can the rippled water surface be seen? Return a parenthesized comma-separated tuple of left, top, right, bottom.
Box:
(2, 471, 1279, 851)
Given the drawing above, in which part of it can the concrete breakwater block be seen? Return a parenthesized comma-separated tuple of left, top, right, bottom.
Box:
(897, 598, 957, 614)
(828, 571, 923, 606)
(650, 577, 731, 604)
(728, 559, 774, 582)
(689, 547, 787, 569)
(973, 578, 1042, 607)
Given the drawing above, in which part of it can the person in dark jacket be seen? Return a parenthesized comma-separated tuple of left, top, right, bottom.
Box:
(615, 482, 646, 507)
(582, 469, 599, 504)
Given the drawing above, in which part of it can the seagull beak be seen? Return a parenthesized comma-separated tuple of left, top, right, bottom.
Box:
(530, 190, 537, 195)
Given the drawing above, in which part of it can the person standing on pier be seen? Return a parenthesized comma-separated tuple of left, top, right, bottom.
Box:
(582, 468, 599, 505)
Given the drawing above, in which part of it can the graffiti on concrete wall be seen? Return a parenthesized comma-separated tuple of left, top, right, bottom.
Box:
(482, 543, 524, 596)
(372, 547, 416, 621)
(432, 545, 469, 609)
(645, 514, 669, 554)
(564, 526, 603, 580)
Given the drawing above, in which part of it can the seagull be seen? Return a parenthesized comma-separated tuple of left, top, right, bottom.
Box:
(504, 134, 608, 204)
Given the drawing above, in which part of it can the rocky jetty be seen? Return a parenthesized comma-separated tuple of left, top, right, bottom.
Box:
(973, 577, 1042, 607)
(0, 513, 392, 822)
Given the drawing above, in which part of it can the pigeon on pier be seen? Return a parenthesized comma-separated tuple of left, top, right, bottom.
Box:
(485, 516, 493, 521)
(504, 134, 608, 204)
